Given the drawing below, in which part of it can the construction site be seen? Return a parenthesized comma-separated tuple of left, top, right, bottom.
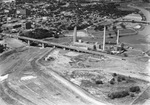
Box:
(0, 0, 150, 105)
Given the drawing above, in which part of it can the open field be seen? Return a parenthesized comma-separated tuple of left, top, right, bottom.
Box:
(38, 48, 150, 105)
(43, 28, 137, 46)
(39, 48, 150, 77)
(0, 47, 95, 105)
(0, 42, 149, 105)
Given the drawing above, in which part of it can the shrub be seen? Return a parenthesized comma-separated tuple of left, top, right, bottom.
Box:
(112, 73, 117, 77)
(0, 44, 5, 53)
(123, 53, 128, 57)
(121, 77, 126, 81)
(129, 86, 141, 93)
(95, 80, 103, 84)
(130, 94, 135, 97)
(47, 57, 55, 61)
(117, 76, 126, 82)
(117, 76, 122, 82)
(108, 91, 129, 99)
(109, 78, 115, 85)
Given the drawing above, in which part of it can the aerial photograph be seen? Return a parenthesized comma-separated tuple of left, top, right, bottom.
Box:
(0, 0, 150, 105)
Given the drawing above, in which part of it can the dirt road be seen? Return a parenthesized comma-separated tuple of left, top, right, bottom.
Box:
(30, 49, 112, 105)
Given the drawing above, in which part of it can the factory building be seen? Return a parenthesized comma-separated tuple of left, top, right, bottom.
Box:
(72, 23, 121, 53)
(72, 26, 102, 51)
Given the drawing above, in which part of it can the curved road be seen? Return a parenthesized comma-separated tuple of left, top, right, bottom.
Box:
(128, 4, 150, 37)
(30, 49, 112, 105)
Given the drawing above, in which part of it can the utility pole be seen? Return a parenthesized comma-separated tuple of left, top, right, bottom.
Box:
(116, 29, 120, 45)
(102, 25, 106, 51)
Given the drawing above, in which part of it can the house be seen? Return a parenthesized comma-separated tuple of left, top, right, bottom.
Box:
(16, 9, 31, 16)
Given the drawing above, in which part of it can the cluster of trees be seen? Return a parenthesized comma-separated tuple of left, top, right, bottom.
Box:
(20, 28, 60, 39)
(109, 73, 127, 85)
(129, 86, 141, 93)
(0, 44, 5, 53)
(107, 73, 141, 99)
(108, 86, 141, 99)
(20, 28, 49, 39)
(108, 90, 129, 99)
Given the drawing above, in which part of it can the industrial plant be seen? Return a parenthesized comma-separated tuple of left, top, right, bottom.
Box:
(0, 0, 150, 105)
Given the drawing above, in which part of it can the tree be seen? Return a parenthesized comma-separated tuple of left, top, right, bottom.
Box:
(108, 91, 129, 99)
(143, 0, 150, 2)
(0, 45, 5, 53)
(20, 28, 53, 39)
(129, 86, 141, 93)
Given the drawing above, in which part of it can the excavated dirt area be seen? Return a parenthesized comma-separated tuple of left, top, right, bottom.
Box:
(39, 48, 150, 105)
(0, 47, 92, 105)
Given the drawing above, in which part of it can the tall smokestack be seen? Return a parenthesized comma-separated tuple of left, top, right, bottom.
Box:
(102, 26, 106, 51)
(73, 26, 77, 43)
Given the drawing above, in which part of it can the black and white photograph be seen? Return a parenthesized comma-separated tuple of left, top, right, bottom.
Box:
(0, 0, 150, 105)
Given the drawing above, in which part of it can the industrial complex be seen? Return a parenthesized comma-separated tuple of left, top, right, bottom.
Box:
(0, 0, 150, 105)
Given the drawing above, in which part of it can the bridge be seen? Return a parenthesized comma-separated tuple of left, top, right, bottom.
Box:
(0, 33, 123, 60)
